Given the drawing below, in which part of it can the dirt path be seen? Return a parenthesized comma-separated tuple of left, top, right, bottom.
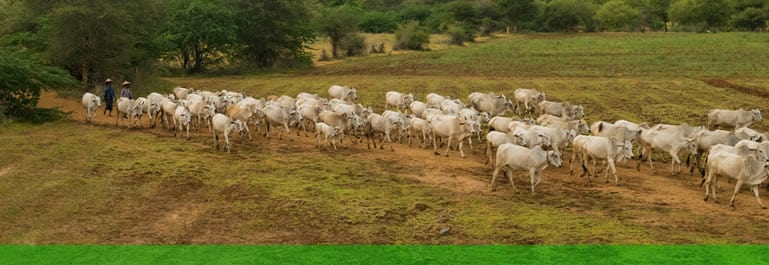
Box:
(38, 91, 769, 243)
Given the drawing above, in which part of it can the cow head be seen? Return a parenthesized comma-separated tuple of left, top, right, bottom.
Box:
(685, 138, 697, 155)
(232, 119, 246, 133)
(93, 97, 101, 107)
(347, 88, 358, 101)
(479, 112, 490, 123)
(547, 150, 562, 168)
(288, 111, 302, 126)
(566, 129, 577, 144)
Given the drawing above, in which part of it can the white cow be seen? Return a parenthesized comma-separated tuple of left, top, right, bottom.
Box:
(211, 113, 245, 152)
(485, 131, 517, 167)
(513, 88, 545, 116)
(147, 92, 170, 128)
(570, 135, 633, 184)
(408, 117, 432, 149)
(365, 113, 401, 151)
(161, 100, 178, 130)
(297, 103, 321, 136)
(173, 87, 193, 101)
(262, 104, 302, 140)
(315, 122, 341, 150)
(385, 91, 414, 113)
(431, 116, 472, 158)
(735, 127, 769, 142)
(469, 93, 513, 117)
(116, 97, 143, 128)
(707, 109, 762, 130)
(537, 114, 590, 135)
(173, 105, 191, 139)
(328, 85, 358, 102)
(426, 93, 446, 108)
(689, 129, 744, 174)
(409, 101, 428, 118)
(703, 152, 769, 208)
(439, 98, 464, 115)
(488, 116, 532, 133)
(81, 92, 101, 123)
(636, 127, 697, 175)
(537, 100, 584, 119)
(490, 143, 562, 194)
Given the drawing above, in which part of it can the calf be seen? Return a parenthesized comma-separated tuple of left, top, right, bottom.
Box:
(315, 122, 342, 150)
(81, 92, 101, 123)
(211, 113, 245, 152)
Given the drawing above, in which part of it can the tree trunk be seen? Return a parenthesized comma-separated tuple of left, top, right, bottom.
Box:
(181, 47, 190, 72)
(331, 37, 339, 58)
(81, 62, 89, 91)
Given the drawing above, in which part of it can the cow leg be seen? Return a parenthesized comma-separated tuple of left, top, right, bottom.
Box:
(730, 180, 744, 208)
(490, 165, 502, 192)
(609, 159, 618, 184)
(752, 185, 767, 209)
(670, 151, 681, 176)
(315, 131, 321, 148)
(224, 131, 231, 152)
(444, 136, 452, 157)
(505, 169, 516, 192)
(529, 168, 539, 195)
(703, 172, 712, 202)
(458, 139, 466, 158)
(433, 132, 440, 156)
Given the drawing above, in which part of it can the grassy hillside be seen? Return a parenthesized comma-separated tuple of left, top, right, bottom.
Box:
(3, 32, 769, 244)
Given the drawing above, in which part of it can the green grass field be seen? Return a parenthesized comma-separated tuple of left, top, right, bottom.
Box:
(2, 32, 769, 244)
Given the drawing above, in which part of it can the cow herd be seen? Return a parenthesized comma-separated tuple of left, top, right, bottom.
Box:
(81, 85, 769, 209)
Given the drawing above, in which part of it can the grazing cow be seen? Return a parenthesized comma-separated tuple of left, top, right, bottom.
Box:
(385, 91, 414, 113)
(636, 127, 697, 175)
(365, 113, 401, 151)
(490, 143, 562, 194)
(81, 92, 101, 123)
(703, 152, 769, 208)
(538, 100, 584, 119)
(431, 116, 473, 157)
(570, 135, 633, 184)
(537, 114, 590, 135)
(211, 113, 245, 152)
(328, 85, 358, 102)
(116, 97, 143, 128)
(513, 88, 545, 116)
(408, 117, 432, 149)
(409, 101, 428, 118)
(173, 105, 191, 139)
(469, 93, 513, 117)
(426, 93, 446, 108)
(262, 104, 302, 140)
(707, 109, 762, 130)
(485, 131, 517, 167)
(173, 87, 193, 101)
(315, 122, 341, 150)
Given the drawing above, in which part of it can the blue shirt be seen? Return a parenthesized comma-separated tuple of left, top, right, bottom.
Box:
(104, 85, 115, 101)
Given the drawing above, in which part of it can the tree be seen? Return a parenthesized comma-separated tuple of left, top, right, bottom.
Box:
(360, 11, 398, 33)
(631, 0, 673, 31)
(229, 0, 317, 67)
(166, 0, 237, 73)
(543, 0, 597, 32)
(494, 0, 538, 32)
(0, 48, 76, 118)
(668, 0, 733, 31)
(730, 7, 768, 31)
(317, 5, 362, 58)
(594, 0, 641, 31)
(393, 21, 429, 50)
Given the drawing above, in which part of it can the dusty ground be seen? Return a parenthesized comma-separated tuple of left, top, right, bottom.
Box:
(14, 90, 768, 244)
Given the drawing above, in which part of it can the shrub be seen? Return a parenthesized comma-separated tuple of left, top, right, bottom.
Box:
(339, 33, 367, 56)
(446, 23, 471, 45)
(393, 21, 430, 50)
(360, 11, 398, 33)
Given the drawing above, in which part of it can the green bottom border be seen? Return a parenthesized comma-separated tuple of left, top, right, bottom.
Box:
(2, 245, 768, 264)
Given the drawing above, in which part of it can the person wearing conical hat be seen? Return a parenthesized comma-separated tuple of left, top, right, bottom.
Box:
(103, 79, 116, 116)
(120, 80, 133, 100)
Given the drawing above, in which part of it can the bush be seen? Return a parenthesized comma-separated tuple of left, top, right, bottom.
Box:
(394, 21, 430, 50)
(339, 33, 367, 56)
(446, 23, 471, 45)
(360, 11, 398, 33)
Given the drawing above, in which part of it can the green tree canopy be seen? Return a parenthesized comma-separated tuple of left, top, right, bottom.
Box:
(166, 0, 237, 73)
(317, 5, 362, 58)
(0, 48, 76, 118)
(595, 0, 642, 31)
